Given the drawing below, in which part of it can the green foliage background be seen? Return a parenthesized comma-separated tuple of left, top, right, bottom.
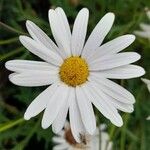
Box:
(0, 0, 150, 149)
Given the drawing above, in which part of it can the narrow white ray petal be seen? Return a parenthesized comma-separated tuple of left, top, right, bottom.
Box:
(89, 74, 135, 104)
(141, 78, 150, 93)
(19, 36, 63, 65)
(94, 87, 134, 113)
(108, 98, 134, 113)
(24, 84, 58, 120)
(5, 60, 58, 73)
(55, 7, 71, 40)
(82, 13, 115, 58)
(94, 65, 145, 79)
(52, 137, 66, 143)
(52, 91, 70, 133)
(83, 82, 123, 127)
(42, 83, 69, 129)
(89, 52, 141, 71)
(48, 9, 71, 57)
(69, 88, 85, 143)
(87, 35, 135, 61)
(134, 31, 150, 39)
(53, 143, 69, 150)
(9, 72, 59, 87)
(100, 132, 112, 150)
(141, 78, 150, 85)
(57, 130, 65, 137)
(25, 20, 65, 58)
(76, 86, 96, 134)
(140, 23, 150, 31)
(147, 116, 150, 120)
(71, 8, 89, 56)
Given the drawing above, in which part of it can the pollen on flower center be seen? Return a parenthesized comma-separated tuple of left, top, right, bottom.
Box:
(59, 56, 89, 87)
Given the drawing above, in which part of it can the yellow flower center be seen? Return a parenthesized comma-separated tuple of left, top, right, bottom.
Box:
(59, 56, 89, 87)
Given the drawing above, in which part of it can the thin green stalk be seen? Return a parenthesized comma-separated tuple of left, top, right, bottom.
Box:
(0, 21, 28, 35)
(120, 114, 129, 150)
(99, 122, 101, 150)
(0, 118, 25, 132)
(13, 119, 40, 150)
(0, 37, 18, 45)
(0, 47, 24, 60)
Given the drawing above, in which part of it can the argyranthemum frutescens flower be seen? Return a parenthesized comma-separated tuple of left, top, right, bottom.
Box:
(5, 7, 145, 142)
(134, 10, 150, 39)
(53, 122, 112, 150)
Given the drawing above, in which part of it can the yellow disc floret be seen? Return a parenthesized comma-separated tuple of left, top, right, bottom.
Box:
(59, 56, 89, 87)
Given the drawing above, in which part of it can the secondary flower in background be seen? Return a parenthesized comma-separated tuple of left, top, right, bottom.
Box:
(134, 10, 150, 39)
(5, 7, 145, 142)
(53, 122, 112, 150)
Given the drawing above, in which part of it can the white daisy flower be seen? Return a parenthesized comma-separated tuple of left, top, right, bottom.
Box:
(53, 122, 112, 150)
(134, 10, 150, 39)
(141, 78, 150, 92)
(5, 7, 145, 142)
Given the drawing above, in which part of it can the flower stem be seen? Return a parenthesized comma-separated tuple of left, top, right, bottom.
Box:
(0, 118, 25, 132)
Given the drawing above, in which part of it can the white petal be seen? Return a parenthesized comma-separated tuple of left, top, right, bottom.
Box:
(141, 78, 150, 93)
(94, 65, 145, 79)
(42, 83, 69, 129)
(69, 88, 85, 143)
(9, 72, 59, 87)
(134, 31, 150, 39)
(76, 86, 96, 134)
(89, 74, 135, 104)
(25, 20, 65, 58)
(87, 35, 135, 61)
(109, 98, 134, 113)
(147, 116, 150, 120)
(97, 90, 134, 113)
(55, 7, 71, 40)
(140, 23, 150, 31)
(48, 8, 71, 57)
(100, 132, 113, 150)
(82, 13, 115, 58)
(71, 8, 89, 56)
(57, 130, 65, 136)
(89, 52, 141, 71)
(53, 143, 69, 150)
(52, 137, 66, 143)
(24, 84, 58, 120)
(52, 92, 69, 133)
(19, 36, 63, 66)
(141, 78, 150, 85)
(83, 82, 123, 127)
(5, 60, 58, 73)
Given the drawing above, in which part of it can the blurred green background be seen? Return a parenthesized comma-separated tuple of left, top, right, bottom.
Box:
(0, 0, 150, 149)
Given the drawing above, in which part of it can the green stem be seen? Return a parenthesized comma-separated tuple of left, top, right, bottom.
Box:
(13, 119, 40, 150)
(0, 118, 25, 132)
(0, 37, 18, 45)
(99, 122, 101, 150)
(0, 21, 28, 35)
(120, 114, 129, 150)
(0, 47, 24, 60)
